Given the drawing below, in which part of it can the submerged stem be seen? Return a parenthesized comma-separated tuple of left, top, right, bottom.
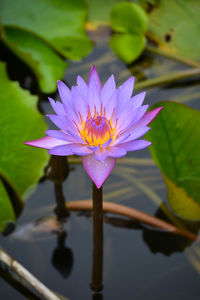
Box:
(91, 184, 103, 292)
(66, 200, 197, 241)
(134, 67, 200, 90)
(146, 46, 200, 68)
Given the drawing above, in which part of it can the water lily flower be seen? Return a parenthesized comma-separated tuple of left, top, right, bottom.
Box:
(25, 66, 162, 188)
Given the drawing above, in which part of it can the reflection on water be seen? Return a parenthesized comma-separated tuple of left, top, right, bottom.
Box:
(0, 35, 200, 300)
(52, 231, 73, 278)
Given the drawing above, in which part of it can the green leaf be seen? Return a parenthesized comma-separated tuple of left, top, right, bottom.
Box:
(110, 33, 146, 63)
(148, 0, 200, 61)
(110, 2, 148, 63)
(0, 62, 49, 200)
(164, 175, 200, 221)
(85, 0, 122, 26)
(110, 2, 148, 34)
(0, 0, 93, 60)
(146, 101, 200, 221)
(0, 180, 16, 232)
(3, 26, 68, 93)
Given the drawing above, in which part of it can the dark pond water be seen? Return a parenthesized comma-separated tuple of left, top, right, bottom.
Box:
(0, 36, 200, 300)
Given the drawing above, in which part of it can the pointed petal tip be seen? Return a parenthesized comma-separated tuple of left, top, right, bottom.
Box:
(82, 155, 116, 188)
(88, 65, 102, 89)
(57, 80, 62, 85)
(149, 106, 163, 123)
(91, 64, 96, 71)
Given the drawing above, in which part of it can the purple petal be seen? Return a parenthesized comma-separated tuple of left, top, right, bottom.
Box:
(100, 75, 116, 105)
(88, 146, 100, 151)
(88, 78, 100, 115)
(117, 77, 134, 110)
(123, 105, 149, 132)
(134, 106, 163, 127)
(115, 126, 150, 145)
(82, 154, 116, 188)
(94, 149, 109, 162)
(71, 86, 88, 120)
(47, 114, 76, 134)
(77, 75, 88, 99)
(88, 65, 102, 92)
(105, 90, 118, 119)
(116, 102, 138, 131)
(94, 146, 127, 161)
(49, 144, 74, 156)
(131, 92, 146, 108)
(24, 136, 68, 150)
(71, 144, 93, 156)
(46, 130, 77, 143)
(57, 80, 71, 104)
(113, 132, 130, 145)
(118, 140, 151, 151)
(102, 138, 112, 148)
(107, 146, 127, 158)
(48, 98, 65, 115)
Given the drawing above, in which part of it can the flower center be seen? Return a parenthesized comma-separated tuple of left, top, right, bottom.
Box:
(81, 115, 112, 146)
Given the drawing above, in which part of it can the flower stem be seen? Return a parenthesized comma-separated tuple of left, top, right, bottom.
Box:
(134, 67, 200, 90)
(91, 183, 103, 292)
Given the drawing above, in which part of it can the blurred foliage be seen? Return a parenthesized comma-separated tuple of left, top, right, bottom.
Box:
(146, 102, 200, 221)
(0, 0, 92, 93)
(110, 2, 148, 63)
(3, 27, 68, 93)
(85, 0, 122, 25)
(0, 62, 49, 229)
(147, 0, 200, 61)
(0, 181, 15, 232)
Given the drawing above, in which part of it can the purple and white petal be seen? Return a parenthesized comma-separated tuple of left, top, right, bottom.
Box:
(71, 86, 88, 120)
(114, 126, 150, 145)
(130, 91, 146, 108)
(116, 77, 134, 111)
(48, 98, 65, 115)
(115, 102, 138, 132)
(124, 105, 149, 133)
(47, 114, 76, 134)
(107, 146, 127, 158)
(118, 140, 151, 151)
(94, 149, 109, 162)
(82, 155, 116, 188)
(49, 143, 74, 156)
(87, 78, 101, 115)
(133, 107, 163, 128)
(104, 90, 118, 119)
(100, 75, 116, 105)
(77, 75, 88, 100)
(24, 136, 69, 150)
(115, 126, 150, 145)
(46, 130, 77, 143)
(57, 80, 71, 104)
(71, 144, 93, 156)
(88, 65, 102, 92)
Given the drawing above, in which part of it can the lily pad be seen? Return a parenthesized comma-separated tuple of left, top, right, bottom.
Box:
(0, 0, 92, 60)
(85, 0, 122, 26)
(110, 2, 148, 34)
(148, 0, 200, 60)
(110, 2, 148, 63)
(110, 33, 146, 63)
(0, 62, 48, 201)
(0, 180, 16, 232)
(146, 101, 200, 221)
(2, 26, 68, 93)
